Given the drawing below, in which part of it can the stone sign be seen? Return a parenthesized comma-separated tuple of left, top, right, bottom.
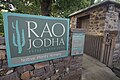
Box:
(3, 13, 69, 67)
(71, 29, 85, 56)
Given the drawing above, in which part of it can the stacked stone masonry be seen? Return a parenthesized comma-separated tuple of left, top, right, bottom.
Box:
(0, 34, 82, 80)
(70, 6, 107, 35)
(89, 6, 107, 35)
(112, 5, 120, 69)
(0, 49, 82, 80)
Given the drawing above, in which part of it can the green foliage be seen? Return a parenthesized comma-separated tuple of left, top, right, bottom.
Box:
(0, 0, 91, 17)
(116, 0, 120, 2)
(51, 0, 90, 17)
(12, 0, 41, 15)
(0, 12, 4, 33)
(90, 0, 95, 5)
(0, 0, 92, 33)
(11, 0, 90, 17)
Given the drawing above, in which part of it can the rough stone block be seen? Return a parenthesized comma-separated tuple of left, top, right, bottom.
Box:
(44, 65, 55, 77)
(6, 69, 14, 75)
(29, 77, 42, 80)
(53, 58, 63, 64)
(0, 50, 6, 60)
(45, 66, 53, 74)
(64, 70, 81, 80)
(42, 72, 51, 79)
(16, 65, 34, 74)
(0, 60, 2, 68)
(54, 62, 65, 68)
(51, 74, 60, 80)
(34, 62, 49, 69)
(21, 71, 31, 80)
(0, 69, 6, 76)
(34, 67, 45, 77)
(2, 60, 8, 69)
(0, 72, 20, 80)
(30, 71, 34, 77)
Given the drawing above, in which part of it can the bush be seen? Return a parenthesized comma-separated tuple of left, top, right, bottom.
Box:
(0, 12, 4, 33)
(0, 32, 4, 37)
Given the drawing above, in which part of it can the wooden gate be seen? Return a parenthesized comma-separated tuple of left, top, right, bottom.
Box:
(84, 34, 115, 67)
(101, 33, 116, 67)
(84, 34, 103, 61)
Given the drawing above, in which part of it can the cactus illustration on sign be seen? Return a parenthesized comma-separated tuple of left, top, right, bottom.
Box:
(12, 20, 25, 54)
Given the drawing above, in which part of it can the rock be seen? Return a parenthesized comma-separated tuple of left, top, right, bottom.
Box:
(53, 58, 63, 64)
(16, 65, 34, 74)
(51, 74, 60, 80)
(44, 65, 54, 73)
(21, 71, 31, 80)
(0, 68, 3, 71)
(1, 72, 20, 80)
(45, 78, 50, 80)
(0, 50, 6, 60)
(34, 62, 49, 69)
(66, 67, 69, 73)
(0, 60, 2, 68)
(43, 65, 55, 78)
(29, 77, 42, 80)
(6, 69, 14, 75)
(2, 60, 8, 68)
(30, 71, 34, 77)
(33, 67, 45, 77)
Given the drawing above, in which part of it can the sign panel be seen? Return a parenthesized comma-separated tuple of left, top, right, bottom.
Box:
(71, 32, 85, 56)
(3, 13, 69, 67)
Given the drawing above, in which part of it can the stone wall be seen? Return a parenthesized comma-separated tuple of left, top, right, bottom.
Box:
(89, 6, 107, 35)
(0, 35, 83, 80)
(113, 33, 120, 68)
(111, 5, 120, 69)
(70, 16, 76, 28)
(104, 4, 119, 31)
(70, 5, 107, 35)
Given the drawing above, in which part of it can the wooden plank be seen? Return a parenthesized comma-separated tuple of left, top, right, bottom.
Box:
(108, 37, 116, 68)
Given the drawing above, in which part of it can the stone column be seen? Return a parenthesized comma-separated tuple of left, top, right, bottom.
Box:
(101, 4, 119, 67)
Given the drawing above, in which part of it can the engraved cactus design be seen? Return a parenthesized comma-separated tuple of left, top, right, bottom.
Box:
(12, 20, 25, 54)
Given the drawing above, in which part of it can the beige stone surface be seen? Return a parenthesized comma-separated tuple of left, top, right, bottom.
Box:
(21, 71, 31, 80)
(0, 50, 6, 60)
(82, 54, 120, 80)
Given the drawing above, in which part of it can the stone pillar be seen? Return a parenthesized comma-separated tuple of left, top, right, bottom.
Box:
(104, 4, 119, 31)
(101, 4, 119, 67)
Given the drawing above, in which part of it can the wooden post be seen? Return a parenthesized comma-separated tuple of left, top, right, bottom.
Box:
(100, 33, 107, 63)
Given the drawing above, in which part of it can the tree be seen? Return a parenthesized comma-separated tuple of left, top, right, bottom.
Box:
(1, 0, 91, 17)
(90, 0, 95, 5)
(8, 0, 52, 16)
(51, 0, 90, 17)
(11, 0, 40, 15)
(116, 0, 120, 2)
(0, 0, 92, 33)
(39, 0, 52, 16)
